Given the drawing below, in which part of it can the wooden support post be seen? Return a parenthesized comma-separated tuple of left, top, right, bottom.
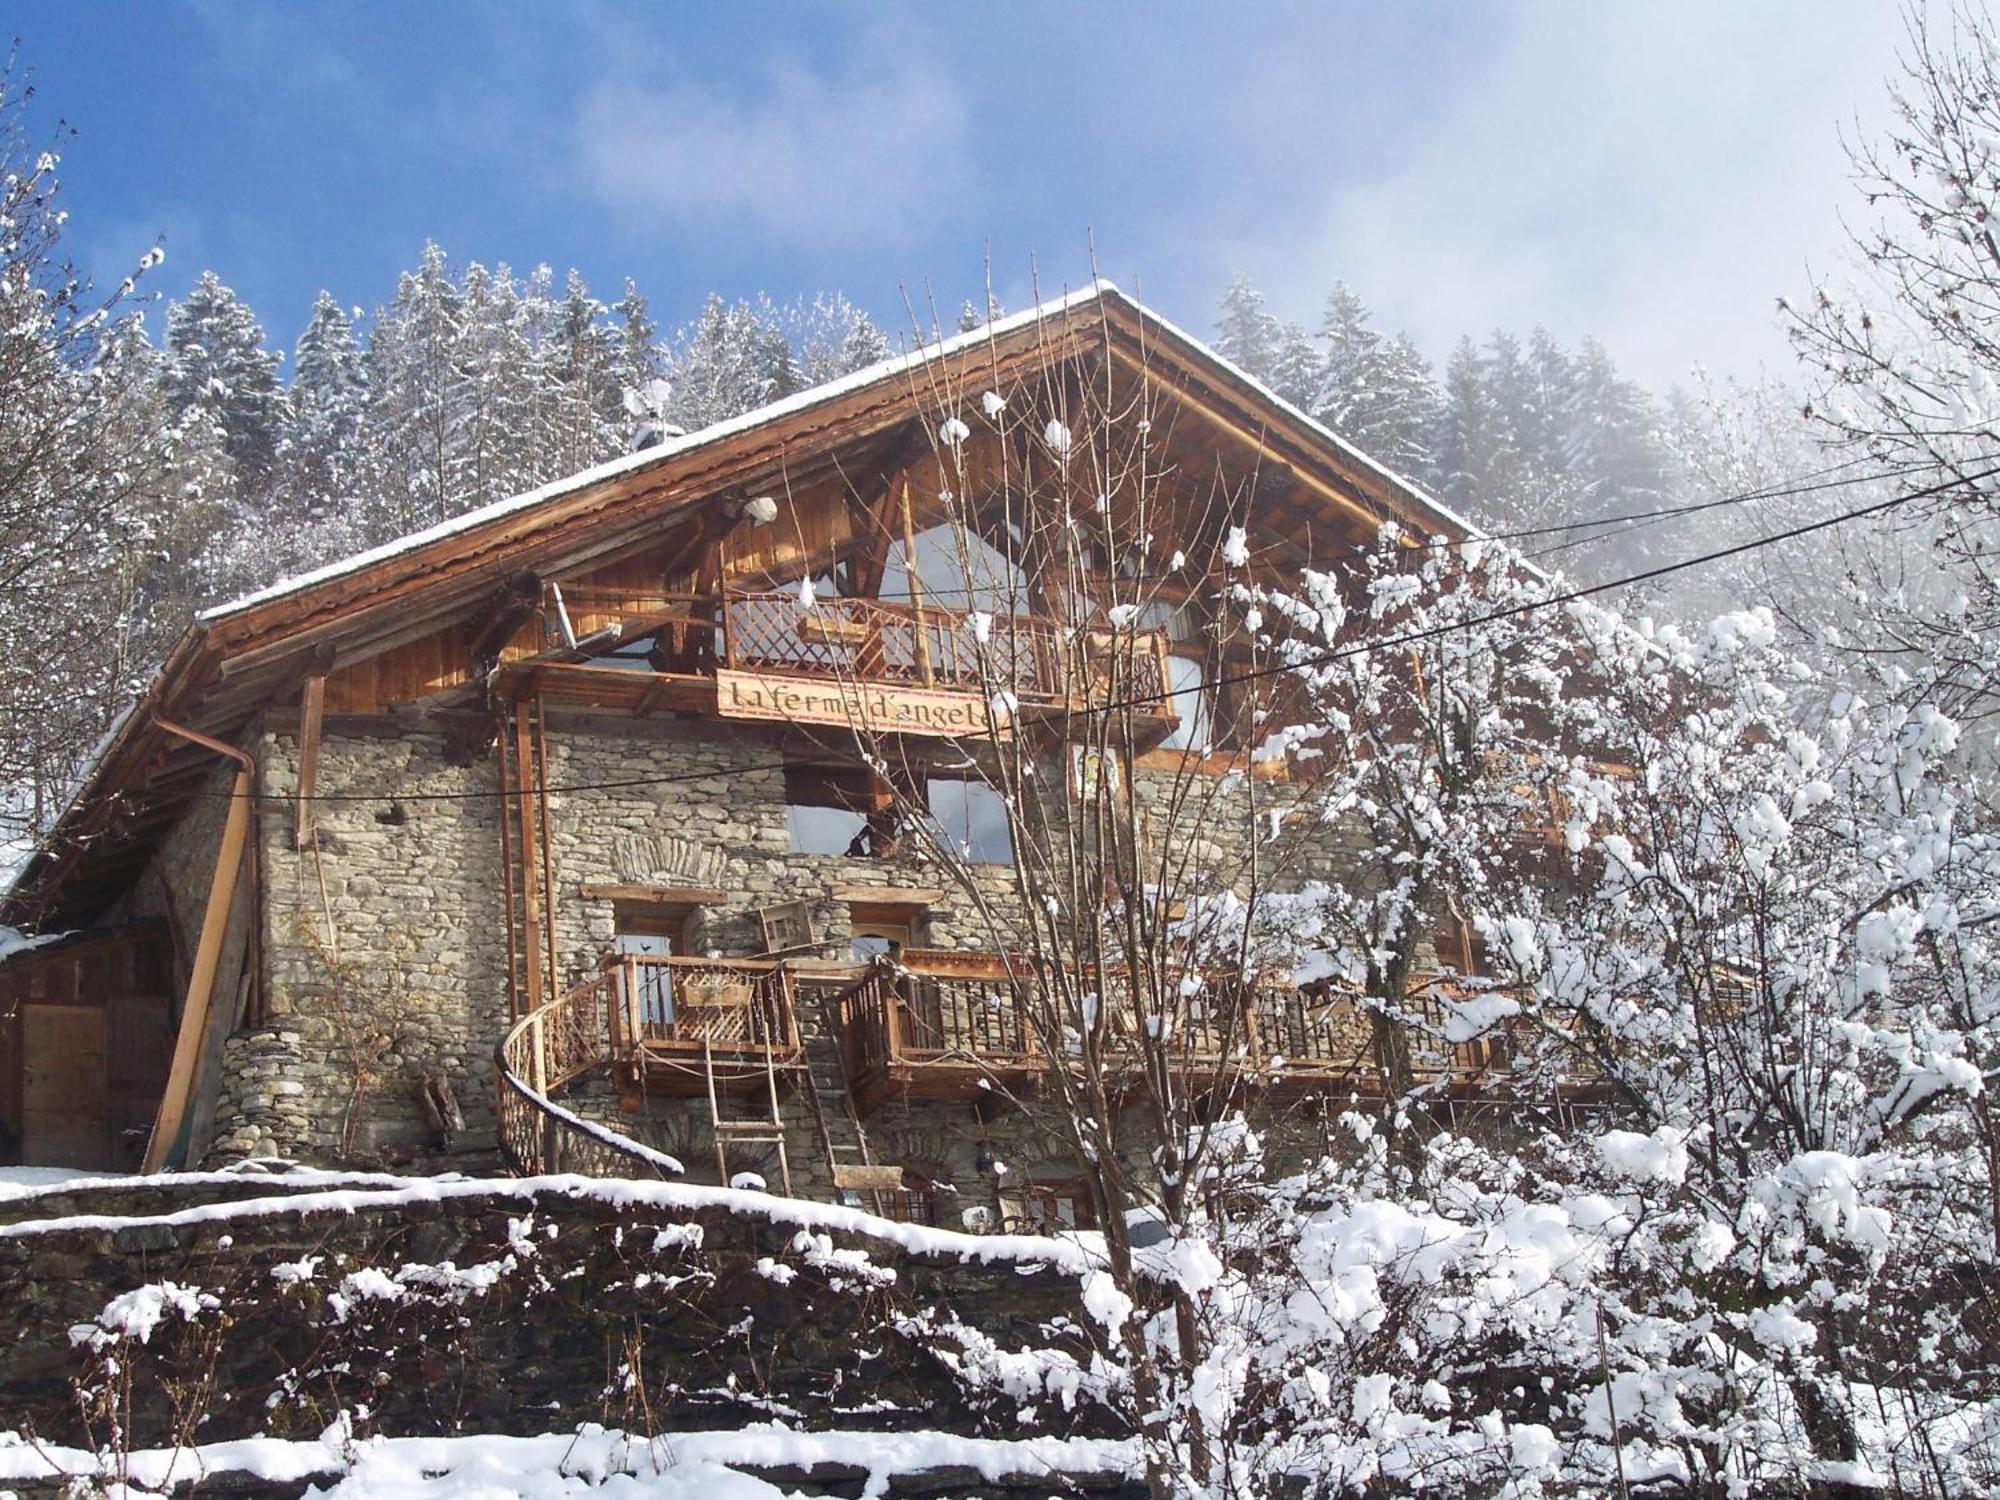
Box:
(514, 704, 545, 1016)
(533, 695, 560, 1010)
(293, 671, 326, 850)
(144, 763, 252, 1173)
(898, 476, 935, 687)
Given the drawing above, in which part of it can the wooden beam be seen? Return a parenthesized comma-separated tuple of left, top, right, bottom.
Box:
(897, 475, 935, 687)
(829, 884, 945, 905)
(845, 430, 930, 599)
(466, 570, 544, 680)
(579, 883, 727, 905)
(1099, 327, 1399, 538)
(513, 702, 546, 1015)
(142, 765, 251, 1173)
(294, 671, 326, 850)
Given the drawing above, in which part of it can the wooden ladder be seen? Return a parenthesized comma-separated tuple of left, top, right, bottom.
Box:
(798, 988, 880, 1207)
(496, 695, 558, 1022)
(702, 1037, 793, 1197)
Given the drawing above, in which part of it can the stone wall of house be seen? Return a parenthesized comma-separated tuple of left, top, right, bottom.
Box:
(211, 720, 510, 1165)
(195, 711, 1393, 1192)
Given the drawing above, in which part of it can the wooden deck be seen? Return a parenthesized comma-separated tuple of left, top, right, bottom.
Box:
(604, 955, 805, 1098)
(493, 590, 1179, 745)
(830, 955, 1585, 1114)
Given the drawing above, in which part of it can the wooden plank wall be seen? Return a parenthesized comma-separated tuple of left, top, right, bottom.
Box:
(321, 542, 703, 715)
(319, 502, 856, 716)
(0, 925, 174, 1169)
(726, 491, 852, 585)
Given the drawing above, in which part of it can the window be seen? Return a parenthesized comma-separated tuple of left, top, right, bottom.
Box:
(1008, 1179, 1096, 1231)
(1132, 600, 1198, 643)
(613, 910, 683, 1025)
(849, 919, 911, 963)
(785, 763, 886, 856)
(845, 896, 928, 964)
(925, 777, 1013, 865)
(593, 634, 659, 672)
(1160, 654, 1215, 752)
(884, 524, 1031, 616)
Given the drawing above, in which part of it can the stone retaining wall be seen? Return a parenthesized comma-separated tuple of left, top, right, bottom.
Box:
(0, 1172, 1105, 1456)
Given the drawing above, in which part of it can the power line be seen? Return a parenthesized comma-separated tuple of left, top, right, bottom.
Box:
(1127, 460, 2000, 711)
(180, 459, 1992, 807)
(1423, 451, 1907, 551)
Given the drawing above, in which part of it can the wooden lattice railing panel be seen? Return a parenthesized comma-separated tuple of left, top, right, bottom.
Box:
(718, 593, 1172, 712)
(606, 955, 802, 1063)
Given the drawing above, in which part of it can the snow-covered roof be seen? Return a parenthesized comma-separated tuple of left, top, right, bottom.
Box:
(200, 282, 1123, 622)
(201, 279, 1481, 624)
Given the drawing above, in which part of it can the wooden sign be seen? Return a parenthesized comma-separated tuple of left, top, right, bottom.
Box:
(717, 669, 997, 739)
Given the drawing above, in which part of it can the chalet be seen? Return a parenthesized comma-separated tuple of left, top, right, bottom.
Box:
(0, 283, 1539, 1225)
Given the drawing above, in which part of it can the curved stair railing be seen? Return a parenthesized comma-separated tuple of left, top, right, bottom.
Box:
(494, 973, 683, 1179)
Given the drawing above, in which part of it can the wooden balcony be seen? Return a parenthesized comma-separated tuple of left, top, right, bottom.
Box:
(603, 954, 804, 1098)
(500, 591, 1179, 744)
(835, 951, 1042, 1113)
(833, 953, 1561, 1114)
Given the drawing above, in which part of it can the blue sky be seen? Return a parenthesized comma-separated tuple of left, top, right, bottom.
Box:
(11, 2, 1902, 390)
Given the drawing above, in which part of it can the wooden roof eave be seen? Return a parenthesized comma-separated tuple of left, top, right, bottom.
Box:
(1093, 293, 1476, 546)
(1, 623, 224, 927)
(202, 325, 1101, 674)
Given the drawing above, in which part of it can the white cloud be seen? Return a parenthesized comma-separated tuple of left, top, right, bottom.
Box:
(1218, 3, 1907, 388)
(572, 20, 971, 249)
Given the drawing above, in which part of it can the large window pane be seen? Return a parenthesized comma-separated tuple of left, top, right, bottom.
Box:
(785, 763, 880, 856)
(788, 804, 869, 855)
(926, 778, 1014, 865)
(1161, 655, 1214, 751)
(884, 526, 1031, 616)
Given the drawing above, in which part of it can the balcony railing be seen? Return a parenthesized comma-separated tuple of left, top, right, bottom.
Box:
(722, 592, 1173, 710)
(605, 955, 803, 1087)
(835, 952, 1545, 1108)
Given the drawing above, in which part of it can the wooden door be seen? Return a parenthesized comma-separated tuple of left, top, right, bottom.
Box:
(23, 1004, 107, 1168)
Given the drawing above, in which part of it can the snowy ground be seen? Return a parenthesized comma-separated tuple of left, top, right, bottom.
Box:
(0, 1165, 117, 1200)
(0, 1425, 1137, 1498)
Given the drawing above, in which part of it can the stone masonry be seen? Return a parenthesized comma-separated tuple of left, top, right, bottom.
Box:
(164, 706, 1382, 1209)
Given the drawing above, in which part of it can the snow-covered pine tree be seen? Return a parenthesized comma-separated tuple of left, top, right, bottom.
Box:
(1367, 333, 1442, 478)
(612, 278, 673, 451)
(162, 269, 288, 490)
(1264, 319, 1319, 411)
(1310, 283, 1443, 478)
(839, 309, 892, 374)
(0, 66, 192, 844)
(1312, 282, 1384, 431)
(361, 240, 466, 532)
(547, 268, 623, 477)
(1213, 273, 1283, 386)
(664, 293, 793, 430)
(1431, 336, 1499, 517)
(455, 260, 532, 512)
(1560, 335, 1675, 569)
(282, 291, 368, 522)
